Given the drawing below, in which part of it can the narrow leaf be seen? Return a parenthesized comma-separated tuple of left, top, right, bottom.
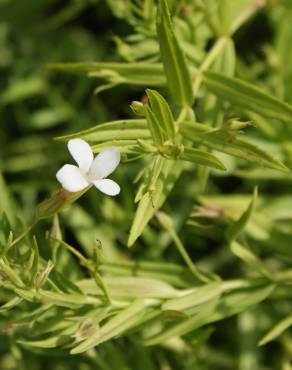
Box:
(181, 147, 226, 170)
(145, 283, 274, 345)
(48, 62, 166, 86)
(162, 282, 222, 312)
(226, 187, 257, 241)
(56, 119, 150, 143)
(145, 106, 164, 146)
(146, 89, 176, 140)
(128, 158, 182, 247)
(203, 71, 292, 123)
(157, 0, 194, 106)
(180, 122, 288, 172)
(230, 241, 272, 279)
(71, 300, 145, 354)
(258, 314, 292, 346)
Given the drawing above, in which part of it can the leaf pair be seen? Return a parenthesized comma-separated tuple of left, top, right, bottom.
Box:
(145, 89, 176, 146)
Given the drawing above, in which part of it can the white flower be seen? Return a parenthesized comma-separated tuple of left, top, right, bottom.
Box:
(56, 139, 120, 196)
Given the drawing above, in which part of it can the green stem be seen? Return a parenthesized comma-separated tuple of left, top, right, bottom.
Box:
(231, 0, 267, 35)
(170, 231, 211, 283)
(52, 237, 112, 303)
(51, 237, 89, 267)
(157, 212, 212, 283)
(192, 36, 228, 97)
(9, 220, 38, 249)
(176, 107, 189, 125)
(191, 0, 266, 99)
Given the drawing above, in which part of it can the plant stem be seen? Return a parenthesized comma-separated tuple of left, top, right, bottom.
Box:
(9, 220, 38, 249)
(192, 36, 228, 97)
(231, 0, 267, 35)
(176, 107, 189, 125)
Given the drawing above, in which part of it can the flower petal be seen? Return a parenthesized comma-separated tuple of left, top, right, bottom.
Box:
(92, 179, 120, 196)
(88, 147, 120, 180)
(56, 164, 89, 192)
(68, 138, 93, 172)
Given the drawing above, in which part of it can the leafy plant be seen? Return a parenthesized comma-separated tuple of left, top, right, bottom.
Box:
(1, 1, 292, 369)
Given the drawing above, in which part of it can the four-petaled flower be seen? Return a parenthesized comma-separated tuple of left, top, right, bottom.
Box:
(56, 139, 120, 196)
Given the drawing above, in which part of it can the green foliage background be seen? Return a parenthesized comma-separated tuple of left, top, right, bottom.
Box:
(0, 0, 292, 369)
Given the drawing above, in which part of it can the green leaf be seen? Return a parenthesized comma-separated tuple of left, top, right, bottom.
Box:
(145, 106, 164, 147)
(162, 282, 222, 312)
(0, 257, 24, 287)
(145, 283, 274, 345)
(128, 157, 182, 247)
(78, 276, 179, 299)
(56, 119, 150, 143)
(18, 323, 78, 349)
(180, 122, 288, 172)
(145, 299, 218, 345)
(0, 297, 23, 313)
(181, 147, 226, 170)
(0, 172, 16, 225)
(0, 77, 46, 104)
(30, 237, 39, 285)
(218, 0, 232, 35)
(258, 314, 292, 346)
(18, 334, 72, 349)
(146, 89, 176, 140)
(203, 71, 292, 123)
(101, 260, 193, 288)
(219, 283, 275, 317)
(157, 0, 194, 106)
(38, 289, 101, 308)
(71, 300, 145, 354)
(226, 187, 257, 241)
(217, 38, 236, 76)
(230, 241, 272, 279)
(48, 62, 166, 87)
(91, 140, 141, 154)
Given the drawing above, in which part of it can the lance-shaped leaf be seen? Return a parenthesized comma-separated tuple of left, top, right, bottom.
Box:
(0, 297, 23, 313)
(145, 105, 164, 147)
(30, 237, 39, 285)
(258, 314, 292, 346)
(91, 140, 140, 154)
(226, 187, 257, 241)
(162, 282, 222, 313)
(0, 173, 16, 225)
(0, 257, 24, 287)
(157, 0, 194, 107)
(18, 323, 78, 349)
(71, 299, 145, 354)
(128, 157, 183, 247)
(230, 241, 273, 279)
(100, 260, 193, 288)
(203, 71, 292, 123)
(78, 276, 180, 299)
(180, 122, 288, 172)
(180, 147, 226, 170)
(38, 289, 101, 308)
(56, 119, 150, 143)
(146, 89, 176, 140)
(48, 62, 166, 87)
(145, 283, 274, 345)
